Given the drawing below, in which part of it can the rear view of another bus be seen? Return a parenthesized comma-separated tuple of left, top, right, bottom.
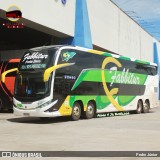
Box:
(0, 59, 20, 112)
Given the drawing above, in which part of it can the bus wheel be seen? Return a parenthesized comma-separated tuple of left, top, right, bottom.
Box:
(136, 100, 143, 114)
(143, 100, 150, 113)
(0, 98, 3, 112)
(84, 102, 95, 119)
(71, 102, 81, 121)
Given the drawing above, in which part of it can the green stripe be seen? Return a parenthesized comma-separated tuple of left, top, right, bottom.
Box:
(72, 69, 148, 90)
(135, 60, 150, 65)
(70, 95, 115, 110)
(119, 56, 131, 61)
(118, 96, 136, 106)
(102, 52, 112, 57)
(69, 95, 136, 109)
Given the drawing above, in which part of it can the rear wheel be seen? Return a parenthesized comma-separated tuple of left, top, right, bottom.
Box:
(136, 100, 143, 114)
(71, 102, 81, 121)
(143, 100, 150, 113)
(84, 102, 95, 119)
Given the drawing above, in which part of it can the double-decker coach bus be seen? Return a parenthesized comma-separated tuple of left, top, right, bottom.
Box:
(0, 59, 20, 111)
(2, 45, 158, 120)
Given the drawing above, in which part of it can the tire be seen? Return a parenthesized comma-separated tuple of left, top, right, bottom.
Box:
(0, 98, 3, 112)
(136, 100, 143, 114)
(71, 102, 81, 121)
(143, 100, 150, 113)
(84, 102, 95, 119)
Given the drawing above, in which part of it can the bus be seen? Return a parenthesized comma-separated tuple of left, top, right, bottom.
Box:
(0, 59, 20, 111)
(6, 10, 22, 18)
(1, 45, 158, 120)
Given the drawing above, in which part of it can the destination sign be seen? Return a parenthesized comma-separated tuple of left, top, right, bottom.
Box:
(20, 51, 49, 70)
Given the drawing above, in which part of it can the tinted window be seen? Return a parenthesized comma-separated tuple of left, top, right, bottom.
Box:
(57, 49, 157, 77)
(58, 49, 104, 75)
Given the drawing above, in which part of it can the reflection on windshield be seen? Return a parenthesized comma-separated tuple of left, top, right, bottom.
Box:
(15, 73, 50, 98)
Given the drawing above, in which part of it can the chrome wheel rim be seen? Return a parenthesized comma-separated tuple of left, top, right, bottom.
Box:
(87, 105, 94, 115)
(73, 106, 80, 117)
(137, 103, 142, 112)
(144, 103, 149, 110)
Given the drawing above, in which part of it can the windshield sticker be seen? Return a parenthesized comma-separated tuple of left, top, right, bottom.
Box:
(20, 51, 49, 70)
(22, 52, 48, 63)
(62, 52, 76, 62)
(20, 64, 46, 70)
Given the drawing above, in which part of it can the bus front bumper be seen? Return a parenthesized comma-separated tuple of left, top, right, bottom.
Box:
(13, 107, 61, 117)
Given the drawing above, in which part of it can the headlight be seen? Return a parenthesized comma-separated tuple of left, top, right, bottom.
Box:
(38, 100, 52, 108)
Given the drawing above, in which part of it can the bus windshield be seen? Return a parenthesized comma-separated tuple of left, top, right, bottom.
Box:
(14, 73, 50, 101)
(14, 47, 58, 101)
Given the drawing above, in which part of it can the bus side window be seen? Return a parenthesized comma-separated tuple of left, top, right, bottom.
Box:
(54, 50, 74, 95)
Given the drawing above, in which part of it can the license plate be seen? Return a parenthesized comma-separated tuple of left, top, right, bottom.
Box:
(23, 113, 30, 116)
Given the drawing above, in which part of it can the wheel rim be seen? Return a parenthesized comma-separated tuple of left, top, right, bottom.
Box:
(73, 106, 80, 117)
(87, 105, 94, 115)
(137, 102, 142, 112)
(144, 102, 149, 110)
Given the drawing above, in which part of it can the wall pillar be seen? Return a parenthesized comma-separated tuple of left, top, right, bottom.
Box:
(153, 42, 160, 100)
(72, 0, 93, 49)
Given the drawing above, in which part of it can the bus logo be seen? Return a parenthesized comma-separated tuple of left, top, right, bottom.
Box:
(6, 5, 22, 22)
(61, 0, 67, 5)
(62, 52, 76, 62)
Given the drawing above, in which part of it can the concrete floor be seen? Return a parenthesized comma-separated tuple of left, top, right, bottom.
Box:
(0, 107, 160, 159)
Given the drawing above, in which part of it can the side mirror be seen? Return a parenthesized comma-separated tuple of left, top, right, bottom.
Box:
(1, 68, 18, 83)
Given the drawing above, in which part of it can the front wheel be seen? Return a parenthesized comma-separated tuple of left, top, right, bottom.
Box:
(84, 102, 95, 119)
(71, 102, 81, 121)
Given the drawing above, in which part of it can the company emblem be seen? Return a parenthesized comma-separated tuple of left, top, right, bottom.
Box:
(62, 52, 76, 62)
(61, 0, 67, 5)
(17, 103, 23, 108)
(3, 5, 24, 28)
(101, 57, 124, 111)
(6, 5, 22, 22)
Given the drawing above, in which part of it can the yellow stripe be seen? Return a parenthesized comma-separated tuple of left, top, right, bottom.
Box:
(88, 49, 105, 55)
(101, 57, 124, 111)
(59, 96, 72, 116)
